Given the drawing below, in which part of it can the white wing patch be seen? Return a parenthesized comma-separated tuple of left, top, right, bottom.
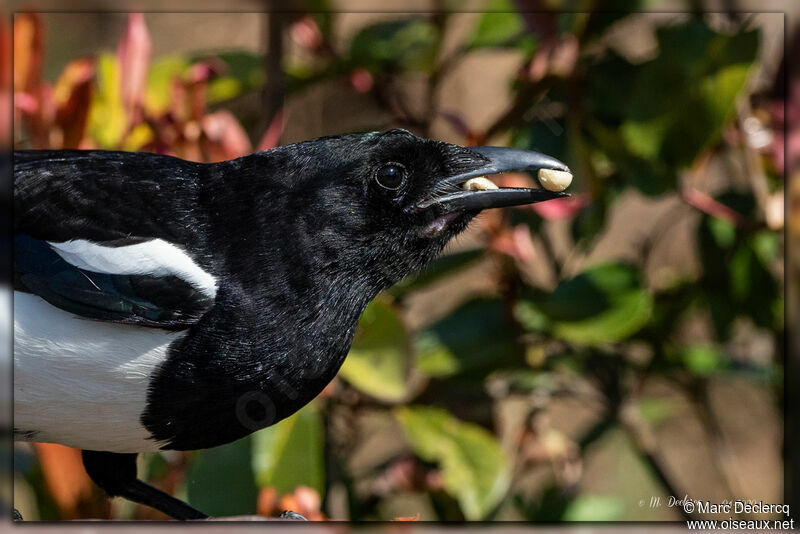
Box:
(48, 238, 217, 299)
(14, 292, 179, 453)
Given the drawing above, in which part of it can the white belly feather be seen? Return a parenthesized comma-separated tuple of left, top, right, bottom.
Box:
(14, 292, 184, 453)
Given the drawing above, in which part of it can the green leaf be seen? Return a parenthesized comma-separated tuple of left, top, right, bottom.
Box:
(186, 437, 258, 516)
(145, 55, 188, 116)
(340, 300, 408, 401)
(207, 77, 242, 103)
(752, 230, 779, 265)
(512, 118, 569, 165)
(516, 263, 653, 345)
(396, 406, 510, 520)
(563, 495, 626, 521)
(349, 19, 438, 74)
(552, 291, 652, 345)
(143, 452, 170, 481)
(698, 206, 781, 336)
(584, 20, 758, 196)
(468, 0, 532, 51)
(620, 116, 670, 160)
(679, 344, 723, 376)
(513, 301, 548, 332)
(488, 369, 559, 394)
(87, 53, 127, 149)
(415, 298, 519, 377)
(582, 9, 644, 41)
(637, 396, 677, 424)
(707, 216, 737, 248)
(584, 52, 639, 122)
(197, 51, 266, 104)
(570, 190, 611, 245)
(415, 330, 460, 377)
(251, 403, 324, 496)
(729, 245, 754, 300)
(122, 123, 154, 152)
(621, 19, 759, 171)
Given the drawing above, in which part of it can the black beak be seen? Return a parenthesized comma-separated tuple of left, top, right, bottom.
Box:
(417, 146, 570, 213)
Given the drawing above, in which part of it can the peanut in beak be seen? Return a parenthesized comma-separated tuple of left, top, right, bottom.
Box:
(462, 177, 499, 191)
(537, 169, 573, 192)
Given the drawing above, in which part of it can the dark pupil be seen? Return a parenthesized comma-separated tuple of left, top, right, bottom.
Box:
(377, 164, 404, 190)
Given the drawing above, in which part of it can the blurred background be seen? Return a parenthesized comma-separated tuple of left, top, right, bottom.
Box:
(6, 1, 791, 522)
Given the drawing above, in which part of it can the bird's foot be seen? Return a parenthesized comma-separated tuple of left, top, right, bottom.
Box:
(279, 510, 307, 520)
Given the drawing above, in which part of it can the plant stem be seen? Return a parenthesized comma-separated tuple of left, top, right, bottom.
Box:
(537, 227, 562, 281)
(261, 7, 286, 138)
(619, 402, 694, 521)
(689, 379, 753, 519)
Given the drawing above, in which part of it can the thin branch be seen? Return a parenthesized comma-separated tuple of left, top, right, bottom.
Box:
(261, 8, 287, 138)
(537, 226, 563, 281)
(485, 79, 557, 140)
(619, 402, 695, 521)
(689, 379, 754, 520)
(736, 98, 772, 222)
(637, 199, 693, 273)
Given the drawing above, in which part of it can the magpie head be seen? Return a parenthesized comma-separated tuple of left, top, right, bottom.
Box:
(238, 128, 569, 290)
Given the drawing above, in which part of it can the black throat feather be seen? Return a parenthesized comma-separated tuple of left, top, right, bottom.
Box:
(141, 154, 461, 450)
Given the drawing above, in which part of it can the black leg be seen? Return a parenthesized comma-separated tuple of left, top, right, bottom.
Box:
(81, 450, 208, 520)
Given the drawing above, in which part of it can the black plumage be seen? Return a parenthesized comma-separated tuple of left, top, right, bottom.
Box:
(14, 129, 568, 519)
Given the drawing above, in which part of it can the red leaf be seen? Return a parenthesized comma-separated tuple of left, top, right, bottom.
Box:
(0, 17, 10, 145)
(185, 61, 218, 84)
(14, 91, 37, 113)
(278, 486, 326, 521)
(0, 15, 12, 90)
(33, 443, 94, 518)
(290, 16, 323, 50)
(257, 487, 278, 517)
(116, 13, 151, 112)
(489, 224, 537, 263)
(183, 63, 217, 121)
(202, 109, 252, 161)
(54, 59, 95, 148)
(19, 84, 57, 149)
(528, 34, 579, 82)
(257, 108, 286, 151)
(0, 91, 10, 146)
(349, 68, 373, 94)
(392, 513, 420, 521)
(771, 80, 800, 174)
(439, 110, 474, 140)
(13, 13, 44, 93)
(529, 194, 590, 220)
(514, 2, 558, 40)
(680, 188, 748, 227)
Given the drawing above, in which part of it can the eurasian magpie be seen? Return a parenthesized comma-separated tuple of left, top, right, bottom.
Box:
(13, 129, 569, 520)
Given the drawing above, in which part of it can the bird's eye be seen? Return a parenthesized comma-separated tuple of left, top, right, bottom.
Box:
(374, 163, 407, 191)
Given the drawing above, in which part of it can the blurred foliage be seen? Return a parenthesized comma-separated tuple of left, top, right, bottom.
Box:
(396, 406, 510, 520)
(416, 297, 518, 378)
(517, 263, 653, 345)
(12, 4, 785, 523)
(252, 403, 325, 496)
(340, 299, 410, 401)
(13, 13, 279, 161)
